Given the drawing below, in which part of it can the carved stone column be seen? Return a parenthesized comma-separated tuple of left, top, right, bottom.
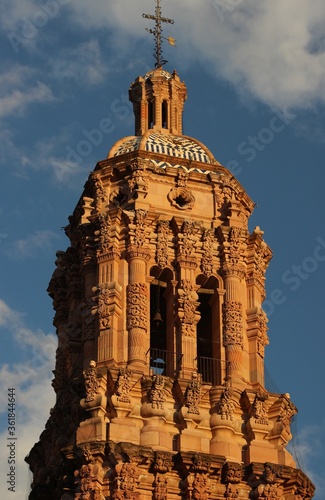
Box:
(126, 209, 151, 367)
(220, 227, 246, 385)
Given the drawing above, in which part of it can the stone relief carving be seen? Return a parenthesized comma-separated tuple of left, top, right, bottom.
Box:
(201, 228, 214, 276)
(83, 361, 99, 402)
(152, 452, 172, 473)
(126, 283, 148, 330)
(185, 371, 201, 415)
(177, 280, 199, 338)
(156, 219, 170, 269)
(153, 475, 168, 500)
(92, 172, 106, 212)
(218, 388, 235, 421)
(223, 460, 242, 498)
(97, 283, 111, 331)
(128, 158, 149, 197)
(192, 473, 209, 500)
(132, 209, 148, 247)
(253, 392, 269, 424)
(96, 212, 111, 254)
(278, 398, 297, 433)
(257, 311, 269, 357)
(74, 463, 94, 499)
(222, 300, 243, 347)
(116, 369, 132, 403)
(113, 461, 139, 500)
(180, 220, 197, 256)
(149, 374, 166, 409)
(177, 169, 189, 187)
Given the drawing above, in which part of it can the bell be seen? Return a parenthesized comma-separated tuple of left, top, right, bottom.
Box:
(152, 310, 163, 328)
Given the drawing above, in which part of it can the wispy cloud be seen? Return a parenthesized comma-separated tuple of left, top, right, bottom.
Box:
(0, 299, 56, 497)
(2, 230, 60, 260)
(0, 65, 55, 119)
(49, 39, 109, 86)
(291, 421, 325, 499)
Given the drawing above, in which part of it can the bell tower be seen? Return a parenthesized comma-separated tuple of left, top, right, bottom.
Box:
(26, 3, 315, 500)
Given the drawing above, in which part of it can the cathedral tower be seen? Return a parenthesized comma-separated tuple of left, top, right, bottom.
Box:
(26, 4, 314, 500)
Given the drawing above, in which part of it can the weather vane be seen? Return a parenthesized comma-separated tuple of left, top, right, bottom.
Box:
(143, 0, 176, 67)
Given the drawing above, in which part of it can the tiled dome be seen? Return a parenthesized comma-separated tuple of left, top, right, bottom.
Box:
(108, 131, 215, 164)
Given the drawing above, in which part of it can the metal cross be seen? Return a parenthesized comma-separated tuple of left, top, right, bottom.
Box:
(143, 0, 174, 67)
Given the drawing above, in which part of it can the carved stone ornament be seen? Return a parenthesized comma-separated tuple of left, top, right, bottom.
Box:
(74, 463, 94, 498)
(180, 220, 197, 256)
(126, 283, 148, 330)
(185, 371, 201, 414)
(132, 209, 148, 247)
(96, 212, 111, 255)
(222, 227, 245, 277)
(92, 172, 106, 212)
(128, 158, 149, 196)
(83, 361, 99, 402)
(153, 474, 168, 500)
(177, 280, 199, 338)
(222, 300, 243, 347)
(253, 392, 269, 424)
(116, 369, 132, 403)
(168, 186, 195, 210)
(278, 398, 297, 433)
(201, 228, 214, 276)
(97, 283, 111, 331)
(113, 461, 139, 500)
(257, 311, 269, 357)
(177, 169, 189, 187)
(149, 374, 166, 409)
(156, 220, 170, 269)
(223, 462, 242, 484)
(152, 452, 172, 473)
(218, 388, 235, 421)
(191, 453, 211, 473)
(191, 473, 209, 500)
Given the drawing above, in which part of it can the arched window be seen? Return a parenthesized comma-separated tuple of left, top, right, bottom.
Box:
(148, 100, 155, 129)
(196, 275, 222, 385)
(149, 267, 174, 377)
(162, 100, 168, 129)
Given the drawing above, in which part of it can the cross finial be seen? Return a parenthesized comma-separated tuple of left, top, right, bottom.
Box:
(143, 0, 174, 67)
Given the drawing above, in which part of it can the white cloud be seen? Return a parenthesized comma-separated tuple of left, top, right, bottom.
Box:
(49, 39, 108, 85)
(62, 0, 325, 110)
(2, 230, 60, 260)
(0, 65, 55, 119)
(290, 422, 325, 498)
(0, 299, 56, 497)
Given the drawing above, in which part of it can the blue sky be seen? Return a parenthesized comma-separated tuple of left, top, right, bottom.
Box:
(0, 0, 325, 497)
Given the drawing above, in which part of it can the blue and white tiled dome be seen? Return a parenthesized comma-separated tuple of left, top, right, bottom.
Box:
(108, 131, 217, 165)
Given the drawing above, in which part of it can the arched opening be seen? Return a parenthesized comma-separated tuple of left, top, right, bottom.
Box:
(162, 100, 168, 129)
(149, 267, 175, 377)
(196, 275, 222, 385)
(148, 99, 155, 129)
